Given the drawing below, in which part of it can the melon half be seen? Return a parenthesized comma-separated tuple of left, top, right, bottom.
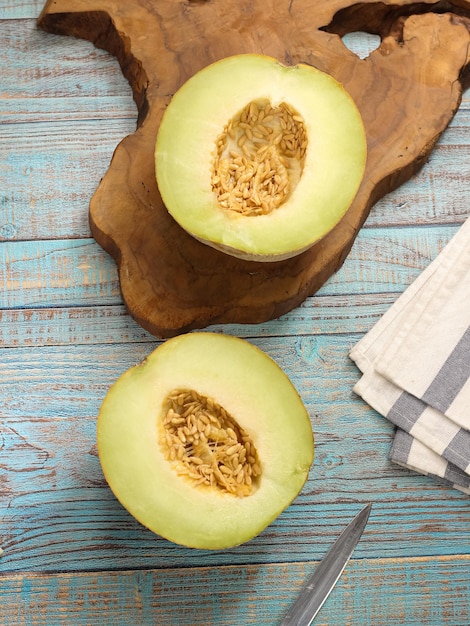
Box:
(155, 54, 367, 261)
(97, 332, 314, 549)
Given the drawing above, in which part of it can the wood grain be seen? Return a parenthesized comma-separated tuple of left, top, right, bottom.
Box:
(2, 556, 470, 626)
(0, 2, 43, 19)
(37, 0, 470, 337)
(0, 294, 394, 349)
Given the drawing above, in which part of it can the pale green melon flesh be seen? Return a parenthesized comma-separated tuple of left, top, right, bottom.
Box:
(155, 54, 367, 261)
(97, 332, 314, 549)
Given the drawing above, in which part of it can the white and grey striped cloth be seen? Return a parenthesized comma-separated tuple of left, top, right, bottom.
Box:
(350, 216, 470, 495)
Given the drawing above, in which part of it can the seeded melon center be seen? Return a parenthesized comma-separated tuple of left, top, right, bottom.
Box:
(160, 389, 261, 497)
(211, 98, 307, 217)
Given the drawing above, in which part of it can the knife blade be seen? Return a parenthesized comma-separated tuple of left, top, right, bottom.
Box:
(281, 503, 372, 625)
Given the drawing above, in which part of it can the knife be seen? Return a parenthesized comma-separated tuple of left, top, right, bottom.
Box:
(281, 503, 372, 625)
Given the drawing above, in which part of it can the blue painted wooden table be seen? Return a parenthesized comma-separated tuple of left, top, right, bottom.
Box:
(1, 2, 470, 624)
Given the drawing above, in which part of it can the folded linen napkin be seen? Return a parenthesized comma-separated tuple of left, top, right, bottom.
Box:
(349, 216, 470, 495)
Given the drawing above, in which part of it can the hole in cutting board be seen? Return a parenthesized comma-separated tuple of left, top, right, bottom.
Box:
(324, 0, 470, 42)
(341, 31, 381, 58)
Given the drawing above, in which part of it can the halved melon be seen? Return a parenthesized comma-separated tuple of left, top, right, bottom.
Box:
(97, 332, 314, 549)
(155, 53, 366, 261)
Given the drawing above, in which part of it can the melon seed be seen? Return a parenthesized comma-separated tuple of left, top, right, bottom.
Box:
(211, 98, 307, 217)
(160, 389, 261, 497)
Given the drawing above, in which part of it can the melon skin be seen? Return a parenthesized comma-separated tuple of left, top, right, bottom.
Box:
(155, 53, 367, 262)
(97, 332, 314, 550)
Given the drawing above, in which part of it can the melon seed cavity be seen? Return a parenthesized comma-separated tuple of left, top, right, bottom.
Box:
(160, 389, 261, 497)
(212, 98, 308, 216)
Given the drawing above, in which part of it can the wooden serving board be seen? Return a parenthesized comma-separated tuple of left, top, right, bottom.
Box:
(38, 0, 470, 338)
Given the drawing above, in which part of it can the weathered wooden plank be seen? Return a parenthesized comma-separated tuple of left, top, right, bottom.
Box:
(1, 555, 469, 626)
(0, 225, 460, 309)
(0, 293, 397, 348)
(0, 20, 133, 100)
(0, 94, 137, 123)
(323, 223, 461, 296)
(366, 141, 470, 227)
(0, 305, 153, 348)
(0, 118, 135, 241)
(0, 19, 136, 123)
(0, 238, 121, 308)
(0, 3, 44, 19)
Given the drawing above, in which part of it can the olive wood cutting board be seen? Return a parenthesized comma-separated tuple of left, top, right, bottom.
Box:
(38, 0, 470, 338)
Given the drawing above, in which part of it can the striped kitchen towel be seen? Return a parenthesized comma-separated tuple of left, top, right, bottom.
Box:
(349, 216, 470, 495)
